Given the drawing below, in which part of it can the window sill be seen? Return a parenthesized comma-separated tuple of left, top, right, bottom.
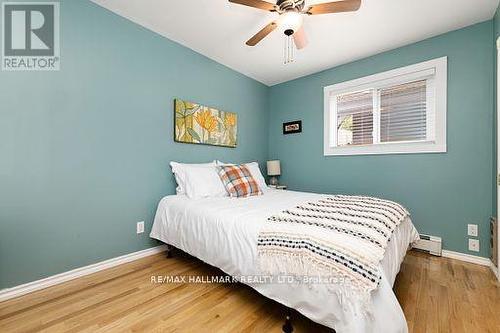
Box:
(324, 141, 446, 156)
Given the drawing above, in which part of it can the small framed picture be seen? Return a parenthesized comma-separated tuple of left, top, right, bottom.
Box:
(283, 120, 302, 135)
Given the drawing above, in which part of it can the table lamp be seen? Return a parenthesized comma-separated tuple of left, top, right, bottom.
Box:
(267, 160, 281, 186)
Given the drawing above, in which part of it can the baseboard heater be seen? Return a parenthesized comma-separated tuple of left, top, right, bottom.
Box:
(413, 234, 442, 256)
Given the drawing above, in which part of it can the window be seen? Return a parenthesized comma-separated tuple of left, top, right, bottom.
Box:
(324, 57, 447, 156)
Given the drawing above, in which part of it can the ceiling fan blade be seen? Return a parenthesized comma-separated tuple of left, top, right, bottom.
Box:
(246, 21, 278, 46)
(306, 0, 361, 15)
(293, 26, 308, 49)
(229, 0, 276, 12)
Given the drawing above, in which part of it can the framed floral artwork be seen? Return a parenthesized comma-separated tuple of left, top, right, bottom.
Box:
(174, 99, 237, 148)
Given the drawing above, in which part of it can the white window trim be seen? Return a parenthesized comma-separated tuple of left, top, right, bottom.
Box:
(323, 57, 447, 156)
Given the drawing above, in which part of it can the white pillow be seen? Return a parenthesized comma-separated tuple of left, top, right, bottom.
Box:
(244, 162, 269, 193)
(216, 160, 269, 193)
(183, 165, 228, 199)
(170, 161, 216, 195)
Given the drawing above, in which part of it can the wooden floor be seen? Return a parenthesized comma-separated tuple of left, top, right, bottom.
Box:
(0, 250, 498, 333)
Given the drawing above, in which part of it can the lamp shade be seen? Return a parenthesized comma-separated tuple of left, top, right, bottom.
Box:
(278, 11, 303, 33)
(267, 160, 281, 176)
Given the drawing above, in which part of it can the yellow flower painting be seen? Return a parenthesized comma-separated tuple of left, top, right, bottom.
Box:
(174, 99, 237, 148)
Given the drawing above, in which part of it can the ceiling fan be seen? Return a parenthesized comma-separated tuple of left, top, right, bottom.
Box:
(229, 0, 361, 63)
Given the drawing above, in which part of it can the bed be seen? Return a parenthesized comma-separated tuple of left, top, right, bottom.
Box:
(150, 188, 419, 333)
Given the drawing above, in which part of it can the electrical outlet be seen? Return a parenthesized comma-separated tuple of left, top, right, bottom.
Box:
(136, 221, 145, 234)
(468, 239, 480, 252)
(467, 224, 478, 237)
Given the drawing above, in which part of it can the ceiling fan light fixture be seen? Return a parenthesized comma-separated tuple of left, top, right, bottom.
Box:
(232, 0, 362, 63)
(278, 11, 303, 33)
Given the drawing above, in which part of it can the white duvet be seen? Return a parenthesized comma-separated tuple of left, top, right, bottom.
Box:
(150, 189, 419, 333)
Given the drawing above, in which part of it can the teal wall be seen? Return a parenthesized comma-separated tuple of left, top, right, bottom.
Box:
(0, 1, 268, 288)
(268, 22, 495, 257)
(496, 5, 500, 37)
(494, 5, 500, 218)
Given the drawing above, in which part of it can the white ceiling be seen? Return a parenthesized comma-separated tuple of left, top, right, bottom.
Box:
(91, 0, 499, 86)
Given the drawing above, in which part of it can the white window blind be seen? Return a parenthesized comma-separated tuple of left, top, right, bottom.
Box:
(335, 80, 428, 147)
(380, 80, 427, 143)
(324, 57, 447, 156)
(336, 89, 373, 146)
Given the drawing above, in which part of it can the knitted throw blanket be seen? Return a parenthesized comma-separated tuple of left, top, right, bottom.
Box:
(257, 195, 409, 305)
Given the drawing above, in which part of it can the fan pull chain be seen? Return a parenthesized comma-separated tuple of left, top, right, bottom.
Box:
(283, 35, 286, 64)
(283, 34, 295, 64)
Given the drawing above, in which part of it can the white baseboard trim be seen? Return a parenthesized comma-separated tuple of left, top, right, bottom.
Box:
(440, 250, 499, 279)
(0, 245, 167, 302)
(441, 250, 491, 266)
(491, 263, 499, 281)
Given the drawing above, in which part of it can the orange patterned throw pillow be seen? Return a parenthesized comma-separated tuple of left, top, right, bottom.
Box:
(217, 165, 262, 198)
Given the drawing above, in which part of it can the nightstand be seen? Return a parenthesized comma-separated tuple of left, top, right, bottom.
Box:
(269, 185, 287, 190)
